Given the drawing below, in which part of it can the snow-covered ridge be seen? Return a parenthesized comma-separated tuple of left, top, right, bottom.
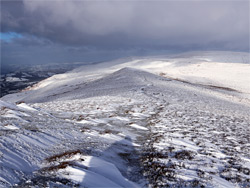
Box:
(1, 51, 250, 103)
(1, 51, 250, 187)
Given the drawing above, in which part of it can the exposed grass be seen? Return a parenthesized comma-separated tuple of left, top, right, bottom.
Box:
(173, 150, 195, 160)
(45, 149, 84, 163)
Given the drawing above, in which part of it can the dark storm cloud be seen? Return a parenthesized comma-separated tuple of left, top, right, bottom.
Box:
(1, 0, 249, 67)
(1, 35, 153, 67)
(2, 0, 249, 50)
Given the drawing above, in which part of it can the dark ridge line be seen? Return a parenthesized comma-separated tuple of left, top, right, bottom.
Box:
(160, 75, 240, 93)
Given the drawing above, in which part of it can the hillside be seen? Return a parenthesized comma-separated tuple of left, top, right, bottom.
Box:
(1, 51, 250, 187)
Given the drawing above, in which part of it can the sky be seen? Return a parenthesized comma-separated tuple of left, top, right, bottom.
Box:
(1, 0, 249, 67)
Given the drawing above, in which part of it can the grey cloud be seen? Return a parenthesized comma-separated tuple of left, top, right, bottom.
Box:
(1, 0, 249, 67)
(2, 0, 249, 50)
(1, 35, 154, 67)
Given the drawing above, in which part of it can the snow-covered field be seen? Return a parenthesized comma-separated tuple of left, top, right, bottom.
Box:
(1, 51, 250, 187)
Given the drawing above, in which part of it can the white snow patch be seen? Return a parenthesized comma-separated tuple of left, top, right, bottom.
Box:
(129, 123, 148, 130)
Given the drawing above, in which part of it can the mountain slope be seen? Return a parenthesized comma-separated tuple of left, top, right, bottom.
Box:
(2, 51, 250, 104)
(1, 51, 250, 187)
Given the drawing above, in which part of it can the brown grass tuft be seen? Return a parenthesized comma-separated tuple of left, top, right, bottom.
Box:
(46, 149, 84, 163)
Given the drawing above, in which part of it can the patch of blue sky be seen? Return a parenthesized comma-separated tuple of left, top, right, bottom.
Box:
(0, 32, 23, 42)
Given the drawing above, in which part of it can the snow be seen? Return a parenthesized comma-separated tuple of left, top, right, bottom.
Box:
(129, 123, 148, 130)
(0, 51, 250, 187)
(58, 155, 139, 187)
(211, 175, 236, 188)
(5, 77, 29, 82)
(60, 166, 122, 187)
(0, 100, 19, 110)
(2, 51, 250, 104)
(17, 103, 37, 112)
(1, 124, 19, 130)
(153, 61, 250, 94)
